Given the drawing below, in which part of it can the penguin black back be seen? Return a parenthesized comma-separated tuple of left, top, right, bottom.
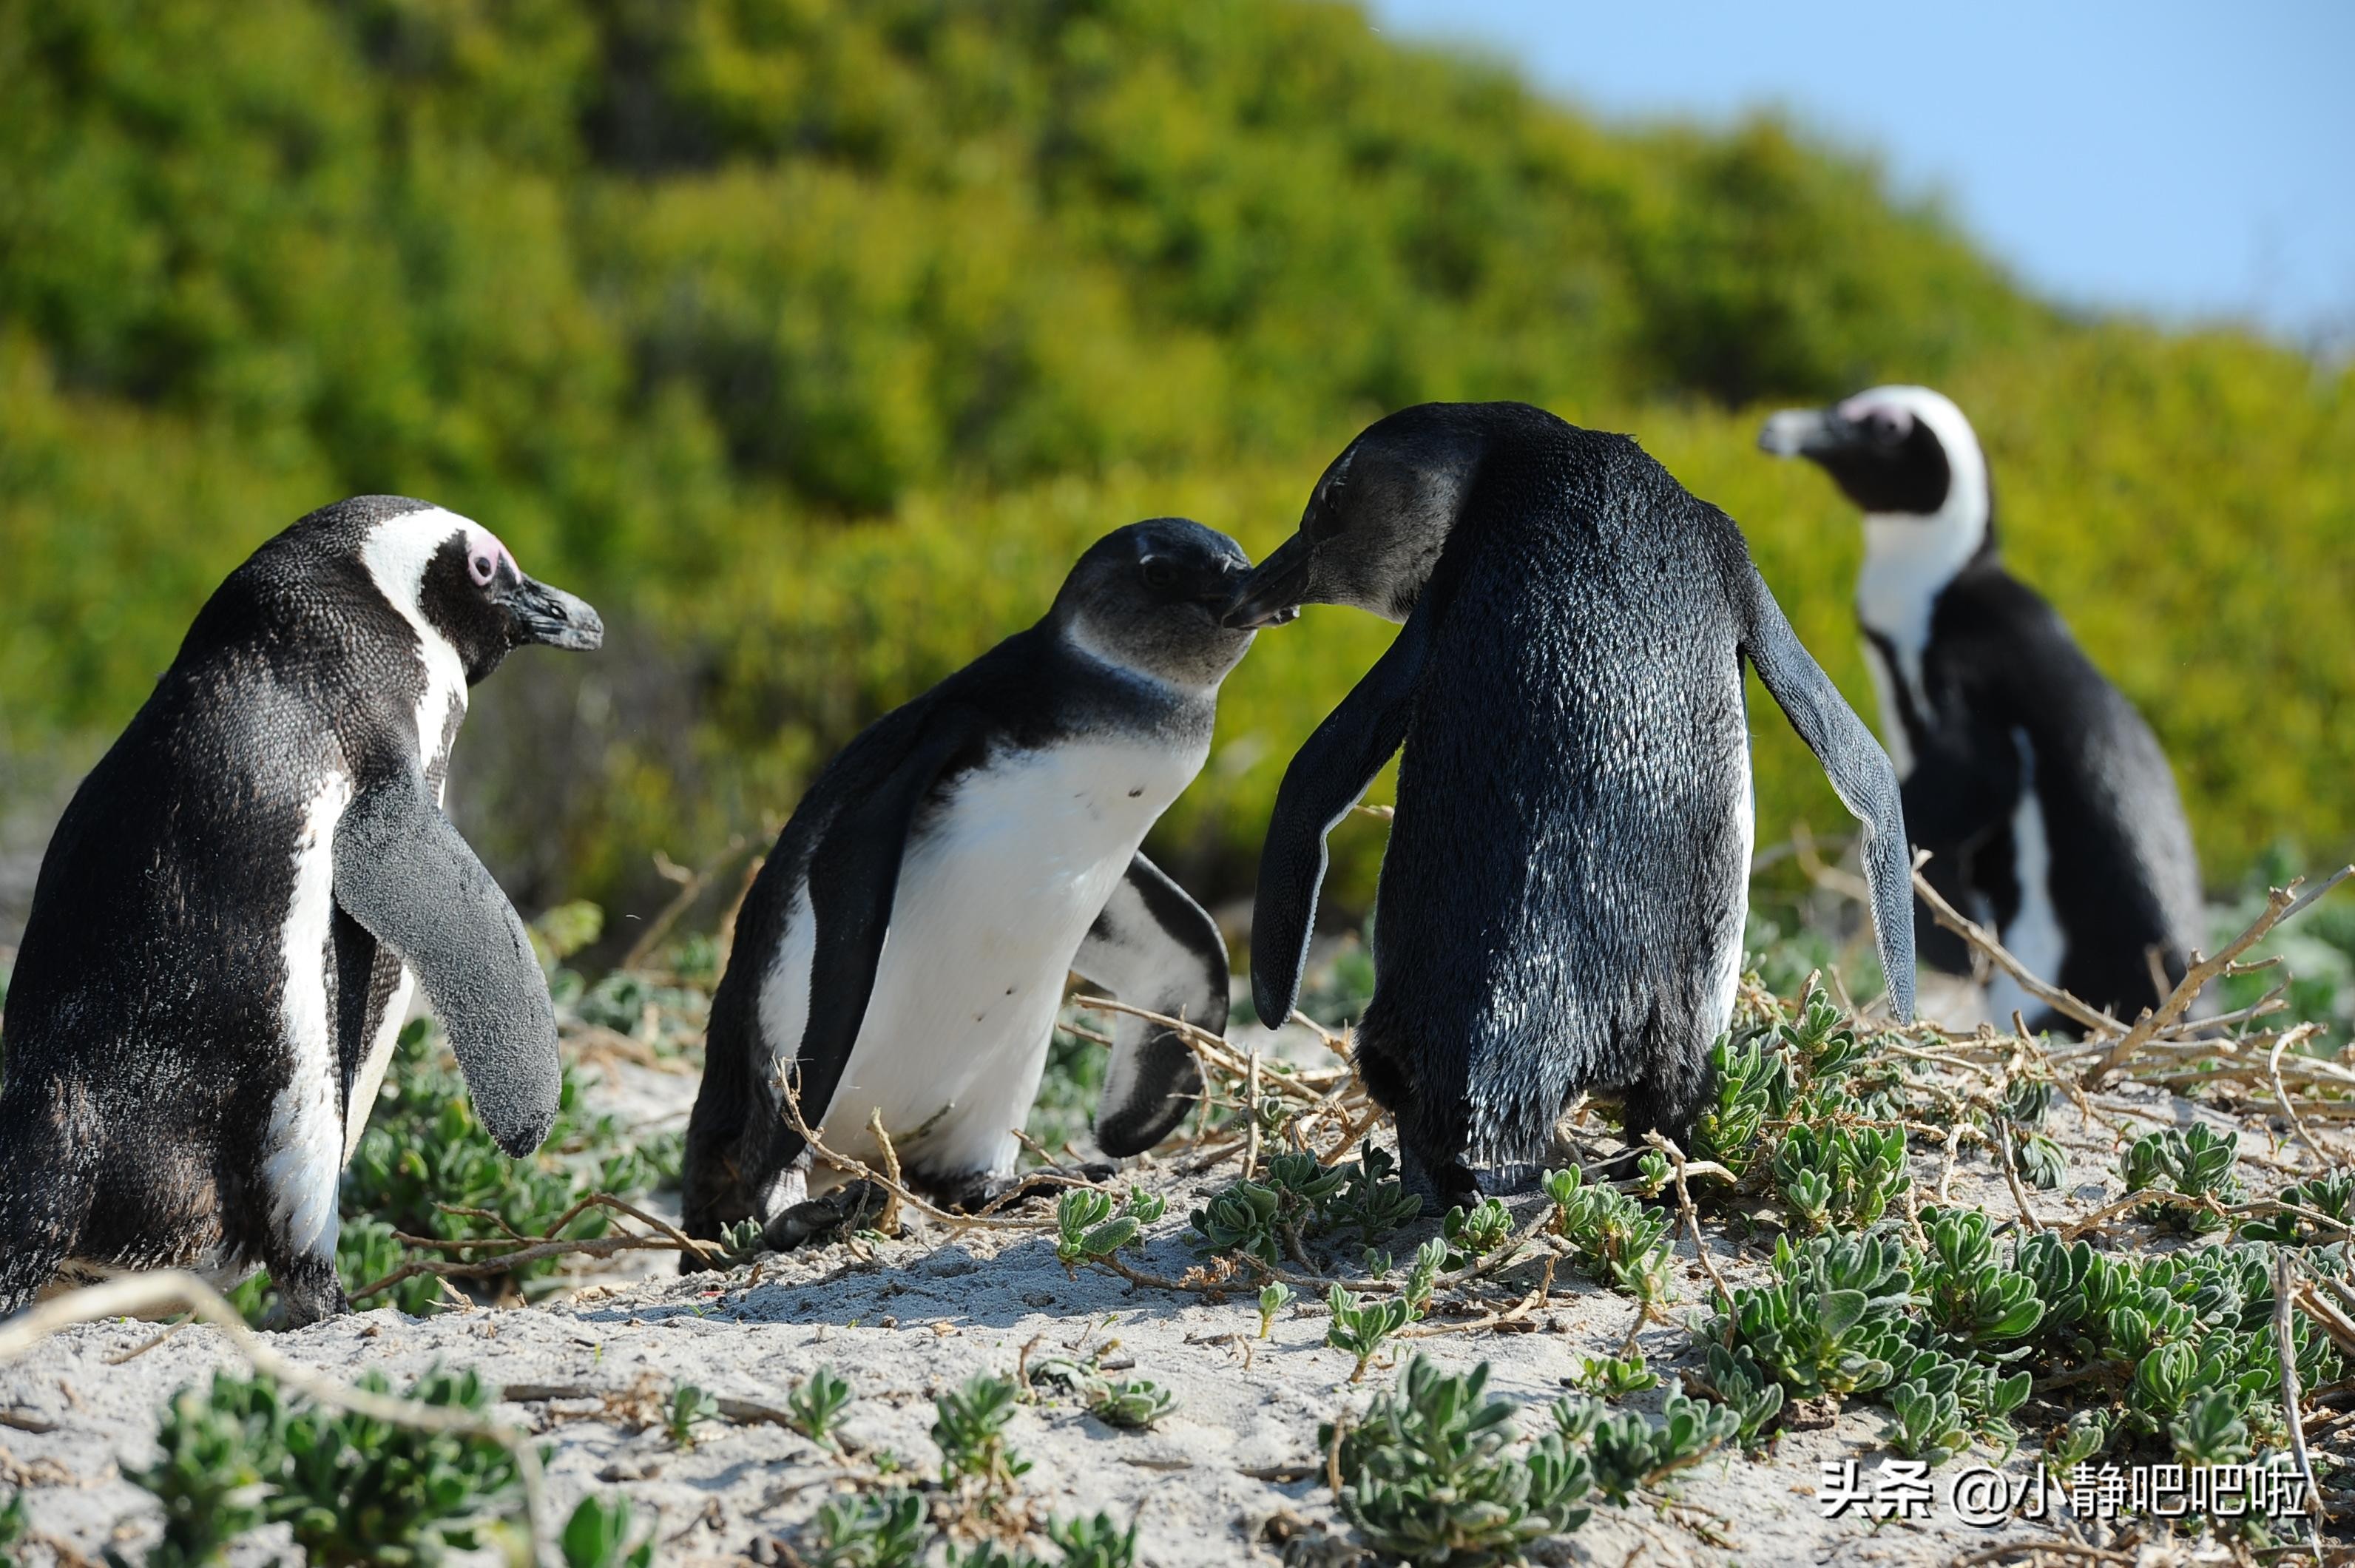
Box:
(1227, 403, 1914, 1203)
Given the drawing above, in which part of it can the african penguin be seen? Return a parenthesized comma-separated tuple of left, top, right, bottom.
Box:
(1759, 385, 2203, 1027)
(0, 496, 602, 1326)
(1224, 402, 1916, 1206)
(680, 518, 1256, 1257)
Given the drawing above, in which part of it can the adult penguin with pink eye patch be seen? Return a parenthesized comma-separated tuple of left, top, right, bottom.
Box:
(0, 496, 602, 1326)
(1760, 386, 2203, 1027)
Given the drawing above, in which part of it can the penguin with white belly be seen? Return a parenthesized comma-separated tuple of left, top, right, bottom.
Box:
(1760, 385, 2203, 1026)
(681, 518, 1257, 1255)
(1223, 402, 1916, 1206)
(0, 496, 603, 1325)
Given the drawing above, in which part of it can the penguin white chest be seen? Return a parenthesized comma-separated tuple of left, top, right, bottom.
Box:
(762, 734, 1206, 1185)
(263, 774, 356, 1265)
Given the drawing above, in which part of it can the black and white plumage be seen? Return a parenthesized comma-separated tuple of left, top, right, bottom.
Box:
(1760, 385, 2203, 1026)
(680, 519, 1254, 1255)
(0, 496, 602, 1325)
(1225, 402, 1915, 1205)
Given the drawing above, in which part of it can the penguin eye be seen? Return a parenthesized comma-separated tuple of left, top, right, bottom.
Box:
(1864, 407, 1913, 443)
(1140, 558, 1177, 591)
(469, 552, 497, 587)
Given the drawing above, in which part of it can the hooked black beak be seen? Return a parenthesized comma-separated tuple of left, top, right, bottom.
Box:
(1220, 534, 1312, 629)
(505, 576, 604, 652)
(1757, 407, 1846, 459)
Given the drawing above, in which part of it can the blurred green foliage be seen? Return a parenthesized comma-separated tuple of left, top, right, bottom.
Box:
(1, 0, 2347, 924)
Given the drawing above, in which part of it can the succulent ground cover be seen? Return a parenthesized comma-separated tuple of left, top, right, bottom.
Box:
(4, 865, 2355, 1565)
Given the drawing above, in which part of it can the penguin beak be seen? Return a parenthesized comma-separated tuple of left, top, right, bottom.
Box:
(1220, 534, 1311, 629)
(1757, 408, 1842, 459)
(505, 577, 605, 652)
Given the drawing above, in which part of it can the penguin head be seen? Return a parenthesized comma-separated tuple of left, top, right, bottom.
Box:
(1757, 385, 1987, 524)
(345, 499, 607, 683)
(1053, 517, 1259, 689)
(1223, 402, 1489, 629)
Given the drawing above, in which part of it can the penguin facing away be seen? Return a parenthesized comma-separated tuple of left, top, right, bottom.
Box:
(1759, 385, 2203, 1026)
(1223, 402, 1916, 1206)
(681, 518, 1256, 1255)
(0, 496, 602, 1326)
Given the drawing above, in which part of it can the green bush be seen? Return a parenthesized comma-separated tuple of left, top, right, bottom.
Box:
(115, 1368, 523, 1567)
(1, 0, 2347, 928)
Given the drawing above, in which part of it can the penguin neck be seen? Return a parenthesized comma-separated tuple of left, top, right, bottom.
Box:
(1055, 615, 1222, 709)
(359, 512, 474, 774)
(1854, 428, 1994, 711)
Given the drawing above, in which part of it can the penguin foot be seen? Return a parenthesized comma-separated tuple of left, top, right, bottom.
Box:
(271, 1253, 351, 1329)
(1396, 1143, 1481, 1214)
(761, 1180, 889, 1252)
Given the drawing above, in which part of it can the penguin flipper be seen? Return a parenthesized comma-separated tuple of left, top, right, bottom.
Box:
(1735, 564, 1919, 1022)
(1076, 853, 1229, 1157)
(1251, 601, 1436, 1024)
(331, 768, 561, 1157)
(783, 713, 981, 1140)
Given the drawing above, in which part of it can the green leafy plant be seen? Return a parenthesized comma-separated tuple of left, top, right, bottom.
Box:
(1186, 1147, 1420, 1268)
(2047, 1409, 2110, 1470)
(1325, 1285, 1416, 1384)
(1690, 1033, 1780, 1178)
(1689, 1342, 1788, 1447)
(110, 1373, 280, 1568)
(932, 1374, 1031, 1499)
(1545, 1166, 1675, 1306)
(1439, 1198, 1516, 1269)
(561, 1496, 654, 1568)
(2241, 1167, 2355, 1245)
(1879, 1374, 1973, 1463)
(943, 1545, 1043, 1568)
(789, 1366, 854, 1450)
(801, 1489, 926, 1568)
(264, 1367, 522, 1565)
(2121, 1125, 2246, 1234)
(0, 1488, 25, 1567)
(1568, 1354, 1660, 1399)
(1696, 1232, 1913, 1405)
(1053, 1189, 1160, 1271)
(1044, 1512, 1141, 1568)
(1325, 1146, 1425, 1246)
(118, 1367, 524, 1568)
(1915, 1207, 2045, 1352)
(2012, 1130, 2067, 1191)
(1770, 1121, 1909, 1233)
(1324, 1355, 1592, 1565)
(666, 1382, 721, 1450)
(1086, 1379, 1177, 1430)
(1256, 1282, 1295, 1339)
(1554, 1391, 1740, 1503)
(2168, 1388, 2252, 1467)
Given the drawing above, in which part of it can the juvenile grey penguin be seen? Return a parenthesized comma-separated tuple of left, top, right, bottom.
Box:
(1224, 402, 1916, 1204)
(681, 519, 1254, 1255)
(1760, 385, 2203, 1025)
(0, 496, 602, 1325)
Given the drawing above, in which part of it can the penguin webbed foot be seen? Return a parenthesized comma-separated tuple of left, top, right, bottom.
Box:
(270, 1254, 351, 1330)
(760, 1180, 890, 1253)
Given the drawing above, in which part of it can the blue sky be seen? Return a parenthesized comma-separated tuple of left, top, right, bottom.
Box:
(1366, 0, 2355, 348)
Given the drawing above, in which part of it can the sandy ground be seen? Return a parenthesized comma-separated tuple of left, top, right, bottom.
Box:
(0, 1038, 2309, 1567)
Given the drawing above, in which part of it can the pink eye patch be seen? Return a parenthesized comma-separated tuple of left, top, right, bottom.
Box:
(462, 525, 519, 587)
